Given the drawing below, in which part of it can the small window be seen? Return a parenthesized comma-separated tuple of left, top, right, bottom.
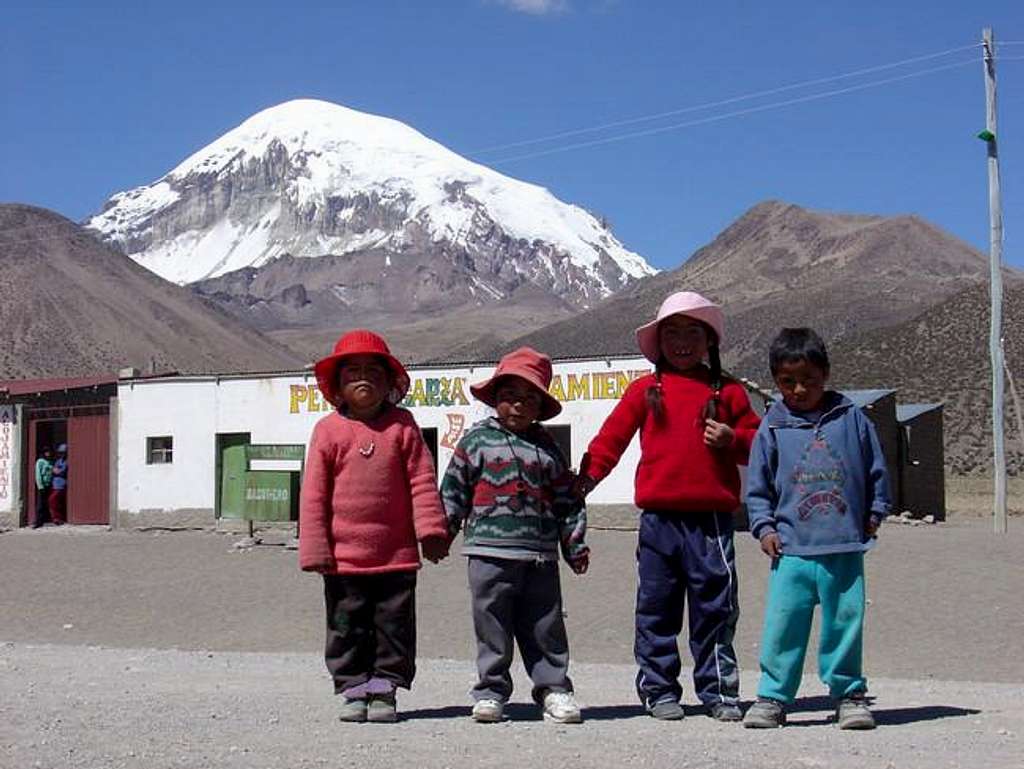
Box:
(147, 436, 173, 464)
(547, 424, 572, 467)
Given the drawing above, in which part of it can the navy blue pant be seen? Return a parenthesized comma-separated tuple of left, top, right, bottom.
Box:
(634, 510, 739, 709)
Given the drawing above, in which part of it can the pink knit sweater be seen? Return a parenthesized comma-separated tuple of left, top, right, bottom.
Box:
(298, 407, 447, 574)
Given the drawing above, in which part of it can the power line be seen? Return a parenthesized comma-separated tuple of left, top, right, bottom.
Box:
(488, 58, 978, 165)
(471, 42, 980, 155)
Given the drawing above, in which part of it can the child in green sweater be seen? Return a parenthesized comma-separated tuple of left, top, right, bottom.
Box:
(441, 347, 588, 724)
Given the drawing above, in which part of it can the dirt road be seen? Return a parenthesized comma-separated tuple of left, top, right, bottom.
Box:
(1, 519, 1022, 768)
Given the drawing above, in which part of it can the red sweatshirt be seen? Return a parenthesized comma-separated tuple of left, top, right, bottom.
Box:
(585, 369, 760, 513)
(299, 406, 447, 574)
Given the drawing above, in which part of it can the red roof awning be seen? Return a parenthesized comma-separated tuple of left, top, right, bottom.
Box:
(0, 375, 117, 397)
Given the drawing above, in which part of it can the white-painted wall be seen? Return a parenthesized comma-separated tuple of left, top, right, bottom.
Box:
(0, 406, 16, 513)
(115, 356, 672, 517)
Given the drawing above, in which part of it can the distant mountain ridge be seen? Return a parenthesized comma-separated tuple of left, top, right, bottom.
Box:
(0, 205, 304, 379)
(449, 200, 1006, 376)
(87, 99, 655, 304)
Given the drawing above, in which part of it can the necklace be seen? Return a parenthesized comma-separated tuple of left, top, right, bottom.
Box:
(358, 441, 375, 458)
(502, 429, 544, 497)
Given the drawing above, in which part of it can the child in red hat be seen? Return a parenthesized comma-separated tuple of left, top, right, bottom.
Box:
(299, 329, 450, 723)
(441, 346, 589, 725)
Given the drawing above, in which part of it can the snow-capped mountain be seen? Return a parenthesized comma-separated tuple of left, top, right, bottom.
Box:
(87, 99, 656, 306)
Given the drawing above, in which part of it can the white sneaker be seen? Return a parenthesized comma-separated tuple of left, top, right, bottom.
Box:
(542, 691, 583, 724)
(472, 698, 504, 723)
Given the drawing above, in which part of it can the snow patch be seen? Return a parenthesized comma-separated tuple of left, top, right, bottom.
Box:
(88, 99, 657, 288)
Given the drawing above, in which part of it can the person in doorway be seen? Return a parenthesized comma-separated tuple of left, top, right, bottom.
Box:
(48, 444, 68, 525)
(574, 291, 761, 722)
(441, 347, 589, 725)
(742, 328, 892, 730)
(299, 329, 450, 724)
(33, 446, 53, 528)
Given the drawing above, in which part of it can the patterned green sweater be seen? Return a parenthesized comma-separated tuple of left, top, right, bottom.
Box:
(441, 417, 588, 561)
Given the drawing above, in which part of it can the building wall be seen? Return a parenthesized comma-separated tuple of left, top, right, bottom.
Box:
(861, 393, 900, 505)
(0, 405, 20, 527)
(115, 357, 669, 524)
(899, 409, 946, 520)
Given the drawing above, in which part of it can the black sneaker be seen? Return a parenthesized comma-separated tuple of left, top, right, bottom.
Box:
(648, 699, 685, 720)
(836, 693, 875, 730)
(742, 698, 786, 728)
(367, 692, 398, 723)
(707, 701, 743, 722)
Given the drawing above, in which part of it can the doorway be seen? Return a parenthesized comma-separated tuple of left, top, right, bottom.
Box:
(216, 433, 251, 519)
(25, 418, 66, 527)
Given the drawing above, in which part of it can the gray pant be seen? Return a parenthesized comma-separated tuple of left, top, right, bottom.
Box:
(468, 556, 573, 703)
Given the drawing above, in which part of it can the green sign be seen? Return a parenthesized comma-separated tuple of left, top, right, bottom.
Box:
(245, 444, 305, 462)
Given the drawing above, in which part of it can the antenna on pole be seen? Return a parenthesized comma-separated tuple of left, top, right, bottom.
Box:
(981, 27, 1007, 533)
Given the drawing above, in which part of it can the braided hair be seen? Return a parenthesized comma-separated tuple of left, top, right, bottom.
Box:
(645, 322, 722, 424)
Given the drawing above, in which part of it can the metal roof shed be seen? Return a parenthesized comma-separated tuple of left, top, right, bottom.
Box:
(896, 403, 946, 521)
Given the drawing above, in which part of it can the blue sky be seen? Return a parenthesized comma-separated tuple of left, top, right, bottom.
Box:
(3, 0, 1023, 270)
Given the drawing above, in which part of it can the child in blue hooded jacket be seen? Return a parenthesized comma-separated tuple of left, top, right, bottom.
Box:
(743, 328, 891, 731)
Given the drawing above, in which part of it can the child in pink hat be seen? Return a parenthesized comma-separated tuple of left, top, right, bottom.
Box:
(441, 347, 589, 725)
(576, 291, 761, 722)
(299, 329, 450, 723)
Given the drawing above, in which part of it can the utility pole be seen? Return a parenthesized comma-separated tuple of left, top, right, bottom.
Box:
(982, 28, 1007, 533)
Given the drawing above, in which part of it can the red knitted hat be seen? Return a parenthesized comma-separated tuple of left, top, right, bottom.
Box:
(470, 346, 562, 421)
(314, 330, 410, 407)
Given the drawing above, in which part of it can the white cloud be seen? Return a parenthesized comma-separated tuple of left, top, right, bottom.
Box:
(491, 0, 570, 15)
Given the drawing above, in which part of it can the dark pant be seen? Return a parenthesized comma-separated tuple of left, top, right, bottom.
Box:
(323, 571, 417, 696)
(34, 486, 50, 526)
(634, 510, 739, 709)
(48, 488, 66, 524)
(468, 556, 572, 703)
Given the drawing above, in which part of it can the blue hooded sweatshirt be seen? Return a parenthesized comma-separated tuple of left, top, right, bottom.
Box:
(746, 392, 892, 556)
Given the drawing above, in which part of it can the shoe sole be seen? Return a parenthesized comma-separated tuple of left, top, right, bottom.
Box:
(472, 713, 502, 723)
(338, 712, 367, 723)
(743, 719, 785, 728)
(543, 711, 583, 724)
(838, 718, 875, 730)
(648, 710, 685, 721)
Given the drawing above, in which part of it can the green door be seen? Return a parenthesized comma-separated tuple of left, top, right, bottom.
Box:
(217, 433, 250, 519)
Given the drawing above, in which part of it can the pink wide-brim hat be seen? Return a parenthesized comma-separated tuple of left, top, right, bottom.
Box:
(314, 329, 411, 407)
(635, 291, 725, 364)
(470, 346, 562, 421)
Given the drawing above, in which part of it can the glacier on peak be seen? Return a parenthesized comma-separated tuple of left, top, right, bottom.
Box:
(88, 98, 656, 291)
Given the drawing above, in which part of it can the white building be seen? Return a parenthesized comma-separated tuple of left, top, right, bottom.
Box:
(113, 355, 664, 528)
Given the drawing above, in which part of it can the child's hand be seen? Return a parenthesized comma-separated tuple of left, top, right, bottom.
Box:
(866, 515, 881, 538)
(420, 535, 450, 564)
(567, 549, 590, 575)
(572, 475, 596, 500)
(759, 532, 782, 559)
(703, 419, 735, 449)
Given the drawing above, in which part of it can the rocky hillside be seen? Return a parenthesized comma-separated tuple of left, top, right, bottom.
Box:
(453, 201, 1003, 374)
(831, 282, 1024, 476)
(0, 205, 305, 378)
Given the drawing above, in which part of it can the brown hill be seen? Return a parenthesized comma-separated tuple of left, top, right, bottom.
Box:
(450, 201, 1004, 372)
(831, 282, 1024, 476)
(193, 258, 576, 363)
(0, 205, 305, 378)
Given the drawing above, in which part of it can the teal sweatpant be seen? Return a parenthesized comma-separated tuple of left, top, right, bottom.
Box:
(755, 552, 867, 703)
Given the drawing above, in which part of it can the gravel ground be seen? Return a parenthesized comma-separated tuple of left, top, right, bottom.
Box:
(1, 518, 1022, 768)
